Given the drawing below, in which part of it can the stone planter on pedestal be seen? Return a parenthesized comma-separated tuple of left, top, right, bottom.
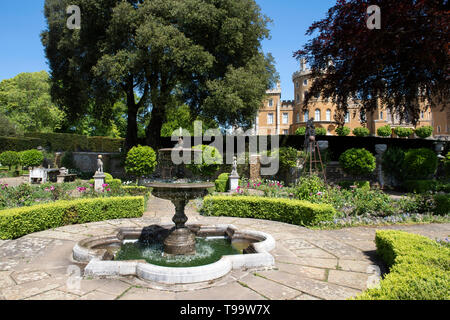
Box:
(249, 154, 261, 181)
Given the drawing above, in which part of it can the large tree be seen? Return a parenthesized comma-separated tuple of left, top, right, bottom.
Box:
(42, 0, 277, 149)
(0, 71, 66, 134)
(295, 0, 449, 125)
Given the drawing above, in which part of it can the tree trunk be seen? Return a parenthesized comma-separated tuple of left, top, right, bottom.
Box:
(145, 103, 165, 149)
(125, 101, 139, 151)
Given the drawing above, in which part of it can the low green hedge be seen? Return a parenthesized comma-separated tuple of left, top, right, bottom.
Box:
(355, 230, 450, 300)
(201, 196, 336, 226)
(215, 173, 230, 192)
(0, 196, 145, 239)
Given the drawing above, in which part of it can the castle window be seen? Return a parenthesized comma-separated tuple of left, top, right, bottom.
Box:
(282, 113, 289, 124)
(315, 109, 321, 121)
(268, 99, 273, 107)
(283, 129, 289, 135)
(304, 111, 309, 122)
(296, 94, 300, 103)
(296, 82, 299, 88)
(267, 113, 274, 125)
(345, 112, 350, 123)
(421, 111, 424, 119)
(326, 109, 331, 122)
(303, 79, 308, 86)
(437, 126, 441, 133)
(380, 112, 383, 120)
(296, 113, 300, 123)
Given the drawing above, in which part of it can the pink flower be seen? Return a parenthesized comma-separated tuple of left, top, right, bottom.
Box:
(50, 186, 55, 191)
(102, 184, 109, 188)
(45, 188, 50, 192)
(89, 184, 94, 187)
(106, 188, 111, 192)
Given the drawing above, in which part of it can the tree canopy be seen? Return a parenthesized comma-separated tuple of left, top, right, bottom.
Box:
(42, 0, 277, 149)
(294, 0, 449, 125)
(0, 71, 66, 134)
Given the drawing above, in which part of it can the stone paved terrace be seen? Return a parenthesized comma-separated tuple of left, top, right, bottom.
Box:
(0, 197, 449, 300)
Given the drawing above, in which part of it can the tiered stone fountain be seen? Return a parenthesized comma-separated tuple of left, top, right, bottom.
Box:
(72, 138, 275, 284)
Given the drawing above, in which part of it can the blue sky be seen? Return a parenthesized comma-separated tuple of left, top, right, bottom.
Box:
(0, 0, 336, 100)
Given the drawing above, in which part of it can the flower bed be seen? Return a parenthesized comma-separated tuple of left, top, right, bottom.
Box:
(355, 230, 450, 300)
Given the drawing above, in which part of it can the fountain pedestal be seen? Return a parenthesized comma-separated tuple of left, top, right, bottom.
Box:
(164, 199, 196, 255)
(148, 182, 213, 256)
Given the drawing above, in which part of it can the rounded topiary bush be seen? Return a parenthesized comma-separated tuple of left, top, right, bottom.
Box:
(339, 148, 376, 176)
(0, 151, 20, 170)
(377, 125, 392, 137)
(188, 145, 222, 178)
(353, 127, 370, 137)
(414, 126, 434, 139)
(394, 127, 414, 138)
(315, 127, 327, 136)
(20, 149, 44, 168)
(402, 148, 438, 179)
(336, 126, 351, 136)
(125, 145, 157, 178)
(295, 127, 306, 136)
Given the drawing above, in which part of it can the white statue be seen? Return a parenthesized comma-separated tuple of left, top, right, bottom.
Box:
(97, 155, 104, 173)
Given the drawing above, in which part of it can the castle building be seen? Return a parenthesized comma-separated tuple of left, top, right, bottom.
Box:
(254, 62, 448, 138)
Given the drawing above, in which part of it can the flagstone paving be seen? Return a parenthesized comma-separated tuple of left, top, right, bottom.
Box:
(0, 196, 448, 300)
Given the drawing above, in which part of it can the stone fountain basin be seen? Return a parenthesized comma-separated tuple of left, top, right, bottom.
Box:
(73, 224, 275, 284)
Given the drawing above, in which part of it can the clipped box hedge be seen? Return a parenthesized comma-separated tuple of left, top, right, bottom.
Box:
(201, 195, 336, 226)
(355, 230, 450, 300)
(0, 196, 145, 240)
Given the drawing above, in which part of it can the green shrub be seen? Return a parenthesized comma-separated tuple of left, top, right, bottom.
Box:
(355, 231, 450, 300)
(187, 145, 222, 178)
(61, 151, 75, 169)
(125, 145, 157, 178)
(377, 125, 392, 137)
(19, 149, 44, 168)
(295, 127, 306, 136)
(444, 152, 450, 177)
(352, 127, 370, 137)
(201, 196, 336, 227)
(339, 148, 376, 176)
(278, 147, 300, 170)
(295, 175, 326, 201)
(0, 196, 145, 239)
(394, 127, 414, 138)
(121, 186, 151, 197)
(215, 173, 230, 192)
(335, 126, 351, 136)
(315, 127, 327, 136)
(402, 148, 438, 179)
(415, 126, 434, 139)
(404, 180, 438, 193)
(382, 147, 406, 182)
(434, 194, 450, 216)
(0, 151, 21, 170)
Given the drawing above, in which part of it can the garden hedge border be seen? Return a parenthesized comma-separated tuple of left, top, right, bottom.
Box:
(201, 195, 336, 226)
(355, 230, 450, 300)
(0, 196, 145, 239)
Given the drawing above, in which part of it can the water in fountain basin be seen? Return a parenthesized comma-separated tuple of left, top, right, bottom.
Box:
(114, 237, 248, 268)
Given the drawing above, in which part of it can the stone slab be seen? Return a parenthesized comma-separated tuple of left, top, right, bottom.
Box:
(239, 274, 302, 300)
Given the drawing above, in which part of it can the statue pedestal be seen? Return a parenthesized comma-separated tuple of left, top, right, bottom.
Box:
(93, 172, 106, 192)
(229, 173, 240, 192)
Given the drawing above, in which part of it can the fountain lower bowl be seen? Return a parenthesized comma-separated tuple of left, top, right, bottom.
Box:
(73, 224, 275, 284)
